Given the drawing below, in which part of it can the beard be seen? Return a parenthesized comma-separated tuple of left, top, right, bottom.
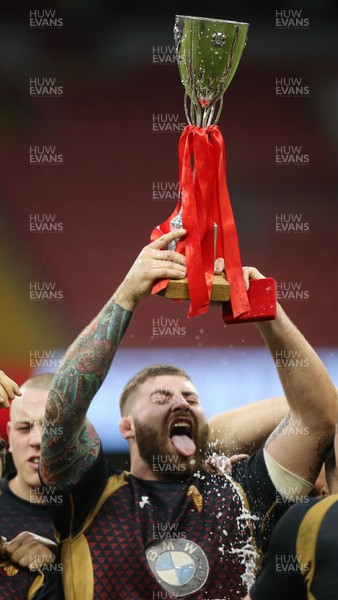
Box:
(133, 417, 210, 482)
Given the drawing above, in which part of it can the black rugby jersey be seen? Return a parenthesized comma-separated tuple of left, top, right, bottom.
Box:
(52, 447, 292, 600)
(249, 494, 338, 600)
(0, 473, 54, 540)
(0, 473, 64, 600)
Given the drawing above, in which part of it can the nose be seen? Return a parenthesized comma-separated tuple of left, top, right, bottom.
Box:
(29, 424, 42, 447)
(170, 395, 190, 411)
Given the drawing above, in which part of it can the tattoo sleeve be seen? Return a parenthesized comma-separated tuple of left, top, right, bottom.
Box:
(40, 299, 132, 489)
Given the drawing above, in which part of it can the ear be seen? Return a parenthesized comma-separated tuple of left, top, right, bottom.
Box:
(118, 416, 135, 440)
(6, 422, 12, 452)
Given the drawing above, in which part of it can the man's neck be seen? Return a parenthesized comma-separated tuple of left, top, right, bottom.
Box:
(130, 461, 165, 482)
(8, 475, 42, 503)
(130, 457, 194, 484)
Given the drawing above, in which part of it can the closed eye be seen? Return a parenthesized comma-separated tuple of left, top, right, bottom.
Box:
(183, 394, 199, 405)
(151, 392, 171, 405)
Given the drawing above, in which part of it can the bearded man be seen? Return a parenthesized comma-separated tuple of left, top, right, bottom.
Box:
(40, 229, 337, 600)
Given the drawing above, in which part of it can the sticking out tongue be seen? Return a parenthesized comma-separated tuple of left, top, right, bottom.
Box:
(171, 435, 196, 457)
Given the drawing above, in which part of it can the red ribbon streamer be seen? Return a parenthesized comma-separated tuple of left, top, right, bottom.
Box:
(151, 125, 250, 318)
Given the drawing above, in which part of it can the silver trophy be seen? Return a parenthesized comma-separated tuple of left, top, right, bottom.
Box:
(152, 14, 252, 318)
(154, 16, 276, 321)
(174, 15, 249, 126)
(168, 15, 249, 250)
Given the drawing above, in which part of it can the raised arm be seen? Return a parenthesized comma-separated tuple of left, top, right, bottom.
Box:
(212, 262, 337, 491)
(40, 229, 186, 490)
(250, 267, 337, 486)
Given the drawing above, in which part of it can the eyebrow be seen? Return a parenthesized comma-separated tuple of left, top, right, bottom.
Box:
(14, 419, 43, 426)
(150, 389, 198, 398)
(150, 389, 171, 396)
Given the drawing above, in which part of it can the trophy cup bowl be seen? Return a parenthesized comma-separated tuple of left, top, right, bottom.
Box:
(174, 15, 249, 127)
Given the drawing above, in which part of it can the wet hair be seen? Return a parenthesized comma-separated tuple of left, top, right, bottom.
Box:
(20, 373, 55, 391)
(119, 364, 192, 417)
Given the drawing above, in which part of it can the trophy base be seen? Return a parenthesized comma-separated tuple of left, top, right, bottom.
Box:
(222, 277, 277, 323)
(158, 275, 230, 302)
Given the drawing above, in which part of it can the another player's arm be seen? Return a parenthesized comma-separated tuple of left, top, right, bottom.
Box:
(0, 370, 22, 408)
(40, 229, 186, 490)
(3, 532, 59, 571)
(208, 396, 289, 455)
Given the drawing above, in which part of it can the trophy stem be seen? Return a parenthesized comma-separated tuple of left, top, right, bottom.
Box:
(212, 97, 223, 125)
(202, 108, 211, 128)
(184, 93, 224, 128)
(185, 92, 203, 126)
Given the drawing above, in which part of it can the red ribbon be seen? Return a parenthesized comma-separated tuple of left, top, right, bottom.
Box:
(151, 125, 250, 318)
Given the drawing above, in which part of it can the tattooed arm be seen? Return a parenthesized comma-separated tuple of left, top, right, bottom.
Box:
(40, 229, 187, 490)
(254, 293, 337, 485)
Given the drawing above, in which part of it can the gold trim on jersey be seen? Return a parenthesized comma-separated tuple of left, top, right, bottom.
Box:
(58, 471, 129, 600)
(28, 572, 45, 600)
(296, 494, 338, 600)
